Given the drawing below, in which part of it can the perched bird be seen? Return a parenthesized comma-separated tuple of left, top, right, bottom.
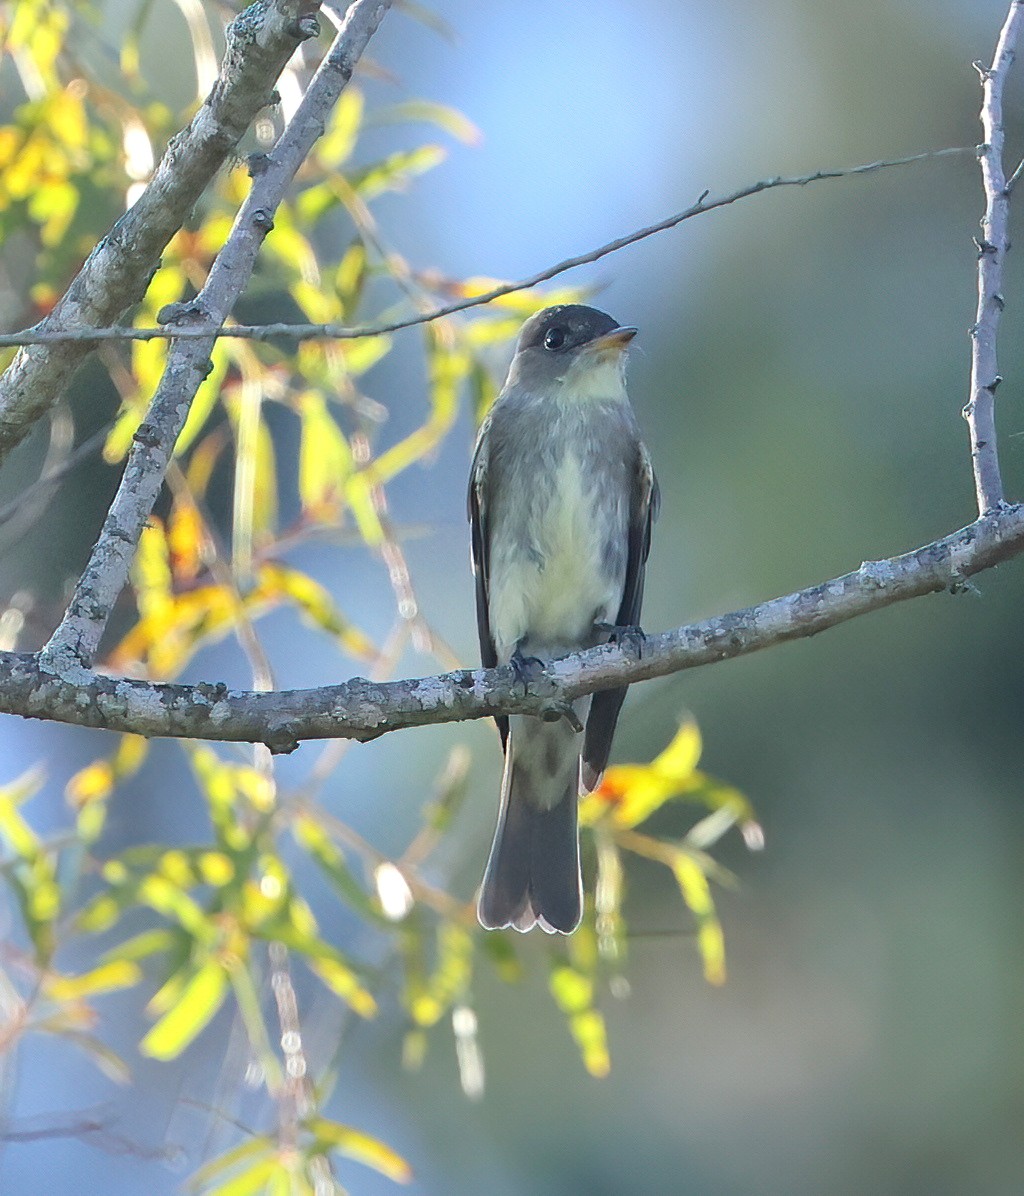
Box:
(468, 304, 658, 933)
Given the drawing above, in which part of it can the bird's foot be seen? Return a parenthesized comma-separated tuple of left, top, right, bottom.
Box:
(509, 646, 547, 695)
(594, 621, 647, 659)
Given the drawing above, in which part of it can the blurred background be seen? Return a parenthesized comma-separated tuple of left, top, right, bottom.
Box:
(2, 0, 1024, 1192)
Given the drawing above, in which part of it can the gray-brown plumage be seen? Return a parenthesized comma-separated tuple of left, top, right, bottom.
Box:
(468, 304, 658, 933)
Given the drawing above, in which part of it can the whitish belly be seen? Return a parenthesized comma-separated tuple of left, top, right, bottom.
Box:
(489, 453, 623, 660)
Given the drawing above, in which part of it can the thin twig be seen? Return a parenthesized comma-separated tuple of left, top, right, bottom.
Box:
(6, 504, 1024, 747)
(38, 0, 393, 679)
(0, 147, 973, 350)
(965, 2, 1024, 514)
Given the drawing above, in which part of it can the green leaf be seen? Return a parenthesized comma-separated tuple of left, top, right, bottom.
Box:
(140, 959, 228, 1059)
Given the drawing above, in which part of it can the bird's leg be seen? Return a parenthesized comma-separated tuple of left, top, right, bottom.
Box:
(593, 620, 647, 659)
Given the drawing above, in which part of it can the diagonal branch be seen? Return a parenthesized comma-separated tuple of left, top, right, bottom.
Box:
(5, 506, 1024, 750)
(964, 1, 1024, 514)
(38, 0, 393, 678)
(0, 147, 972, 350)
(0, 0, 325, 465)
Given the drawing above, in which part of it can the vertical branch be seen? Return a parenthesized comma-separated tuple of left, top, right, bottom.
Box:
(38, 0, 393, 677)
(0, 0, 321, 464)
(966, 1, 1024, 514)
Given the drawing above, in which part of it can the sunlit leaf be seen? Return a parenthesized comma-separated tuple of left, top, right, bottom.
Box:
(318, 86, 364, 167)
(44, 960, 142, 1001)
(581, 718, 735, 830)
(548, 965, 610, 1078)
(349, 145, 445, 200)
(141, 958, 229, 1059)
(0, 767, 45, 858)
(257, 562, 376, 660)
(186, 1136, 276, 1195)
(167, 500, 206, 583)
(335, 240, 368, 313)
(305, 1117, 412, 1184)
(671, 855, 726, 986)
(297, 390, 355, 518)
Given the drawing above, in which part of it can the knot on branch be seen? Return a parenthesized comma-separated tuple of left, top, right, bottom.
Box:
(538, 700, 583, 733)
(156, 299, 208, 327)
(288, 14, 321, 41)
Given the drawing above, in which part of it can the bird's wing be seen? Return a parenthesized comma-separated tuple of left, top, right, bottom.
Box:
(468, 417, 509, 750)
(582, 443, 659, 790)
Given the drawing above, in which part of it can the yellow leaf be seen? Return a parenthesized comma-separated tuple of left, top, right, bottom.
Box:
(650, 718, 703, 781)
(305, 1117, 412, 1184)
(0, 768, 44, 858)
(256, 562, 376, 660)
(45, 960, 142, 1001)
(580, 718, 706, 829)
(297, 390, 354, 518)
(167, 501, 205, 583)
(140, 959, 229, 1059)
(306, 957, 376, 1018)
(185, 1138, 276, 1194)
(671, 855, 726, 985)
(319, 86, 364, 166)
(549, 966, 610, 1078)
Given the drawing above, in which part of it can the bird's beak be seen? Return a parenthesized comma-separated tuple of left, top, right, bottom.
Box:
(583, 326, 639, 358)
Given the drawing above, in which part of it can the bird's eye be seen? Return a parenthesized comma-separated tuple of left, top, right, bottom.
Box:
(543, 326, 566, 350)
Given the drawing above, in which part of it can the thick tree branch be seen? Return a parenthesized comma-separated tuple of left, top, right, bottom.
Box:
(4, 507, 1023, 750)
(0, 148, 971, 350)
(965, 2, 1024, 514)
(38, 0, 392, 679)
(0, 0, 324, 464)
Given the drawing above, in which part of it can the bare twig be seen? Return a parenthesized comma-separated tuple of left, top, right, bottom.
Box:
(6, 505, 1024, 748)
(965, 2, 1024, 514)
(38, 0, 393, 678)
(0, 148, 972, 351)
(0, 0, 324, 464)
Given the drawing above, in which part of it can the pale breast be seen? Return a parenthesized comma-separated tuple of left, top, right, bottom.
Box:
(489, 445, 628, 660)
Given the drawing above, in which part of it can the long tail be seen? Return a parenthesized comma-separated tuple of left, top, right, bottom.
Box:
(477, 714, 582, 934)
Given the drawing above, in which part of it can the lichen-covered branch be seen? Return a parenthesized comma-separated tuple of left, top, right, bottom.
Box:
(6, 507, 1023, 750)
(965, 1, 1024, 514)
(0, 0, 322, 464)
(38, 0, 392, 678)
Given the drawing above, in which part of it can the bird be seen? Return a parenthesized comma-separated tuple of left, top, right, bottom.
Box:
(468, 304, 658, 933)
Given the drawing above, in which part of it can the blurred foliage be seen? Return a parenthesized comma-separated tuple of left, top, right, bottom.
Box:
(0, 0, 757, 1190)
